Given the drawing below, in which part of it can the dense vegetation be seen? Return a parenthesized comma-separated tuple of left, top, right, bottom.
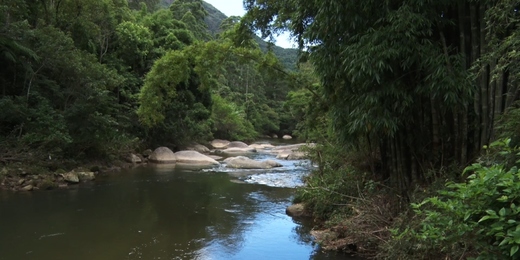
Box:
(241, 0, 520, 258)
(4, 0, 520, 258)
(0, 0, 298, 164)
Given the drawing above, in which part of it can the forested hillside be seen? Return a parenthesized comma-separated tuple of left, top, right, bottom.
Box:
(200, 1, 298, 70)
(0, 0, 300, 164)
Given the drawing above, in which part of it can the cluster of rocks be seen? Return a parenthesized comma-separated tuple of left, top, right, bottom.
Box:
(0, 169, 96, 192)
(263, 134, 294, 140)
(138, 139, 313, 169)
(1, 137, 313, 192)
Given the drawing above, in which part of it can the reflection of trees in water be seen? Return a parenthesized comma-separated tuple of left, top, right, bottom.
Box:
(0, 165, 318, 260)
(140, 168, 284, 258)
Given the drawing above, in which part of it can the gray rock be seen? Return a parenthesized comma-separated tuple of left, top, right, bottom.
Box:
(21, 184, 33, 191)
(142, 149, 153, 158)
(126, 153, 142, 163)
(272, 143, 314, 160)
(249, 143, 275, 150)
(286, 203, 309, 218)
(174, 151, 220, 165)
(288, 151, 307, 160)
(276, 150, 292, 159)
(272, 134, 279, 138)
(187, 144, 210, 154)
(227, 141, 249, 148)
(224, 156, 282, 169)
(210, 139, 230, 149)
(221, 147, 257, 155)
(149, 147, 176, 163)
(77, 172, 95, 181)
(62, 172, 79, 183)
(282, 135, 293, 140)
(208, 155, 223, 160)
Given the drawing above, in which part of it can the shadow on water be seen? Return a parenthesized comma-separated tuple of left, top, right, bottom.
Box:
(0, 152, 361, 260)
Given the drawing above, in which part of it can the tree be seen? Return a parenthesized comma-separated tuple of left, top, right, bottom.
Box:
(242, 0, 520, 195)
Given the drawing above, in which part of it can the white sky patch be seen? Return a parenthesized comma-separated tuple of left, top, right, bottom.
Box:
(203, 0, 296, 49)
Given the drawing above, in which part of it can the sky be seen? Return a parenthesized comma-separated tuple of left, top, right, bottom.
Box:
(203, 0, 295, 49)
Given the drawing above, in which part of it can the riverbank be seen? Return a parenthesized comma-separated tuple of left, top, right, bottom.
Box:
(287, 190, 400, 259)
(0, 158, 138, 191)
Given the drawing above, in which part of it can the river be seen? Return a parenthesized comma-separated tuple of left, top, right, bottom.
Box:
(0, 150, 359, 260)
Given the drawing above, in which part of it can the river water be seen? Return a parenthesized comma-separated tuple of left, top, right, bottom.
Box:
(0, 151, 358, 260)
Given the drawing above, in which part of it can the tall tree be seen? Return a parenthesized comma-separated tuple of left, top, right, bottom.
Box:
(242, 0, 520, 195)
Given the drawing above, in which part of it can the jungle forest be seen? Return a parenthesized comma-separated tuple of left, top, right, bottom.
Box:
(2, 0, 520, 259)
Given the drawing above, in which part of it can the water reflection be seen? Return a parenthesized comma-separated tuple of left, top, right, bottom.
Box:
(0, 155, 357, 260)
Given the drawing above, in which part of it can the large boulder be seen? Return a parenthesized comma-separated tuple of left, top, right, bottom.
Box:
(224, 156, 282, 169)
(62, 172, 79, 183)
(249, 143, 275, 150)
(187, 144, 210, 154)
(210, 139, 230, 149)
(272, 143, 314, 160)
(276, 150, 292, 159)
(221, 147, 257, 154)
(174, 151, 220, 165)
(149, 147, 176, 163)
(271, 143, 310, 152)
(282, 135, 293, 140)
(286, 203, 310, 218)
(77, 172, 95, 181)
(227, 141, 249, 148)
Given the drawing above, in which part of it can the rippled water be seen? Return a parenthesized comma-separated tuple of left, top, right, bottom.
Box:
(0, 151, 358, 260)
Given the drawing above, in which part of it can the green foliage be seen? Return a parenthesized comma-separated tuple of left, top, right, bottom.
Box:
(114, 21, 153, 70)
(137, 50, 190, 126)
(210, 94, 257, 141)
(390, 139, 520, 259)
(496, 102, 520, 148)
(0, 0, 296, 161)
(295, 143, 365, 219)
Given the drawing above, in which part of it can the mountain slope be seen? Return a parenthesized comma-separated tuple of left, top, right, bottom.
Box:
(201, 1, 298, 70)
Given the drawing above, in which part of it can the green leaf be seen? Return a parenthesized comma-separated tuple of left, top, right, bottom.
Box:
(499, 208, 507, 217)
(479, 215, 495, 222)
(511, 245, 519, 256)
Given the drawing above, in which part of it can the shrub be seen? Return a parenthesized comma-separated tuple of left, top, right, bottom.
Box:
(388, 139, 520, 259)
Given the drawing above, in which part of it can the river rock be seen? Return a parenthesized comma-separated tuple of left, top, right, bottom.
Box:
(149, 147, 176, 163)
(288, 151, 307, 160)
(286, 203, 309, 218)
(282, 135, 293, 140)
(126, 153, 142, 163)
(142, 149, 153, 158)
(187, 144, 210, 154)
(249, 143, 275, 150)
(174, 151, 220, 165)
(62, 172, 79, 183)
(276, 150, 292, 159)
(221, 147, 257, 154)
(272, 143, 314, 160)
(272, 134, 278, 138)
(38, 179, 57, 190)
(77, 172, 95, 181)
(21, 184, 33, 191)
(271, 143, 312, 152)
(224, 156, 282, 169)
(210, 139, 230, 149)
(227, 141, 249, 148)
(208, 155, 223, 160)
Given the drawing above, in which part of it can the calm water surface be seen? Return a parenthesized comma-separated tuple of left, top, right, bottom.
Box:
(0, 152, 357, 260)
